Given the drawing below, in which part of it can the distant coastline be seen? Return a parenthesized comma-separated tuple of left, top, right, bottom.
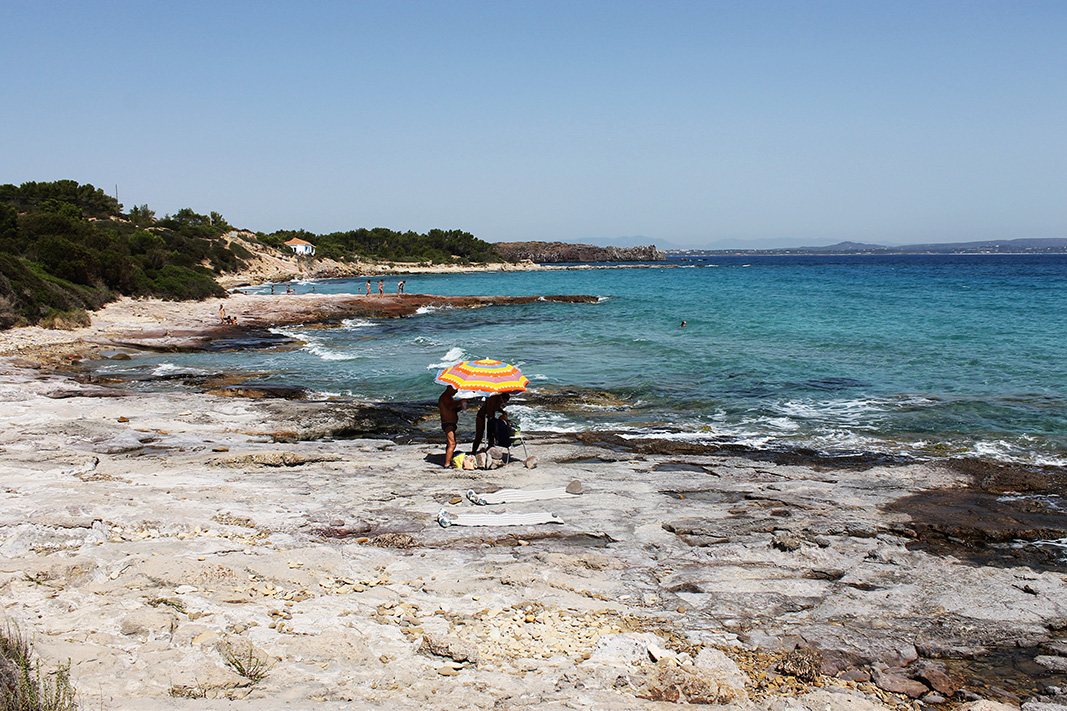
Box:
(668, 237, 1067, 257)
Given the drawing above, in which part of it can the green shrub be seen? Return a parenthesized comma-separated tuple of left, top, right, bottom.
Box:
(0, 622, 77, 711)
(39, 308, 91, 330)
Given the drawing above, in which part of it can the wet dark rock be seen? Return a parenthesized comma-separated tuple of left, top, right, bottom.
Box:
(910, 660, 959, 696)
(872, 667, 929, 698)
(886, 487, 1067, 572)
(205, 384, 310, 399)
(836, 669, 871, 683)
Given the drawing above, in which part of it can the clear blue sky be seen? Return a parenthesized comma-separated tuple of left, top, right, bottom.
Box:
(3, 1, 1065, 249)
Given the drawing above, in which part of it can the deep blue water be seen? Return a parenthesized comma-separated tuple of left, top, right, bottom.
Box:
(94, 254, 1067, 465)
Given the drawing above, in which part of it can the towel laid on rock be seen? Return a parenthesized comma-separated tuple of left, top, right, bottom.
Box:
(465, 480, 583, 506)
(436, 509, 564, 528)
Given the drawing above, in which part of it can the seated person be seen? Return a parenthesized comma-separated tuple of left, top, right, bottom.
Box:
(471, 392, 511, 454)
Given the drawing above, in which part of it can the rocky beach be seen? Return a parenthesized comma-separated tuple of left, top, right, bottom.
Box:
(1, 294, 1066, 711)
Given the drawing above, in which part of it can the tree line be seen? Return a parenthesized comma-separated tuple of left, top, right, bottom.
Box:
(260, 227, 501, 265)
(0, 180, 503, 329)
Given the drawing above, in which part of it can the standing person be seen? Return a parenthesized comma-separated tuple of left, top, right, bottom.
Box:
(378, 279, 384, 296)
(438, 386, 466, 467)
(471, 392, 510, 454)
(365, 280, 371, 296)
(219, 303, 227, 323)
(397, 280, 405, 295)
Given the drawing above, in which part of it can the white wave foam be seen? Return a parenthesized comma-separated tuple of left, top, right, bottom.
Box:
(340, 318, 375, 329)
(508, 405, 581, 433)
(268, 326, 309, 340)
(304, 342, 359, 362)
(416, 305, 453, 315)
(151, 363, 210, 377)
(774, 397, 887, 423)
(427, 347, 467, 371)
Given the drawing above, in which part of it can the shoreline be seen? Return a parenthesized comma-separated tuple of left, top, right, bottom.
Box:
(2, 295, 1067, 710)
(0, 292, 598, 368)
(215, 254, 673, 290)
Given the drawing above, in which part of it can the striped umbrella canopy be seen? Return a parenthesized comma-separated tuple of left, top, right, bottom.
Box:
(435, 359, 529, 394)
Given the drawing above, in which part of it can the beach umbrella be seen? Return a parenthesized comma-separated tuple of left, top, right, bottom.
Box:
(435, 359, 529, 394)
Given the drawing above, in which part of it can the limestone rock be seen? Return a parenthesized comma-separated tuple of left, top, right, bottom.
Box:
(418, 633, 479, 664)
(1035, 655, 1067, 673)
(772, 531, 802, 552)
(634, 648, 748, 705)
(120, 608, 178, 639)
(764, 689, 896, 711)
(1022, 702, 1067, 711)
(956, 701, 1023, 711)
(587, 633, 660, 664)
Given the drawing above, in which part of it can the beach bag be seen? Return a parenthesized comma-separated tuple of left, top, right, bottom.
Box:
(489, 417, 513, 448)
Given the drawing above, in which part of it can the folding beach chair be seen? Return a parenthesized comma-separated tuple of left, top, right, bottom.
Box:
(488, 414, 527, 464)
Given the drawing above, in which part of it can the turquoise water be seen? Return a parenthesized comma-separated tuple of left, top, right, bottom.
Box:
(95, 254, 1067, 465)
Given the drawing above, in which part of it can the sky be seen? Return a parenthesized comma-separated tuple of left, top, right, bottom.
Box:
(3, 1, 1066, 250)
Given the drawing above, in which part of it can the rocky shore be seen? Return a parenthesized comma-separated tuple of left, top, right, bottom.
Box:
(1, 296, 1066, 710)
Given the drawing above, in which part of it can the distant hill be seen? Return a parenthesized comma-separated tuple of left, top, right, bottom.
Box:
(668, 238, 1067, 256)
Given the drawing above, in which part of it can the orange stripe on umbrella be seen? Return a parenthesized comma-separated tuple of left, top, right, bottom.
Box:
(435, 359, 529, 394)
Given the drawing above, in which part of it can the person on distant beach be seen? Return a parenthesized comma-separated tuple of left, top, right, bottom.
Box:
(378, 279, 384, 296)
(219, 304, 226, 323)
(270, 284, 275, 294)
(471, 392, 511, 454)
(438, 386, 466, 467)
(365, 280, 372, 296)
(397, 280, 405, 295)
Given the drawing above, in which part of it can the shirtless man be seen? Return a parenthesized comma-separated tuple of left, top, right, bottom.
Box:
(438, 386, 466, 467)
(471, 392, 510, 454)
(378, 279, 384, 296)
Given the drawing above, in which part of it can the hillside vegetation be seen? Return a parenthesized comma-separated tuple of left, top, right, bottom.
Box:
(495, 241, 663, 263)
(0, 180, 502, 330)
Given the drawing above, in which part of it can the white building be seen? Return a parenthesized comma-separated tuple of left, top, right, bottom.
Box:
(284, 237, 316, 256)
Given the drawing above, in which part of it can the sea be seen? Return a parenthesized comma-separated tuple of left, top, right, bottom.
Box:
(91, 253, 1067, 468)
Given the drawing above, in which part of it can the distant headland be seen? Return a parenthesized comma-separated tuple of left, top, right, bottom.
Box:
(668, 237, 1067, 257)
